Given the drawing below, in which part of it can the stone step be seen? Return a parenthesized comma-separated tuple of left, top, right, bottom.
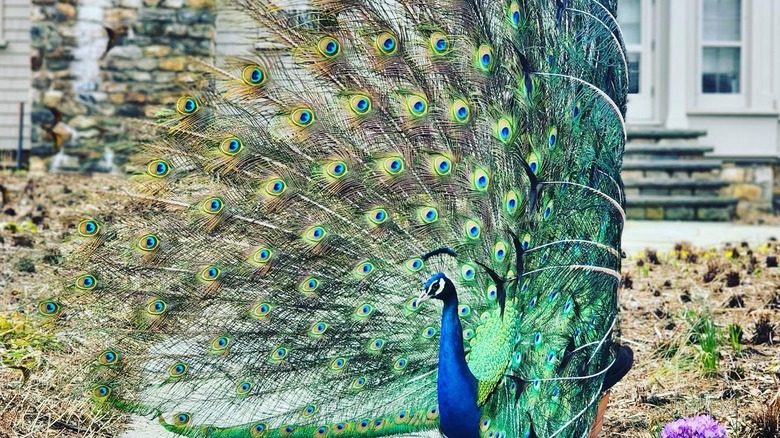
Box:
(624, 144, 714, 158)
(623, 178, 729, 189)
(627, 128, 708, 142)
(622, 158, 722, 172)
(625, 195, 739, 221)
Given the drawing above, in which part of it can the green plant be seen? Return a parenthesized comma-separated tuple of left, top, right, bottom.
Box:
(0, 311, 60, 384)
(728, 323, 743, 353)
(698, 318, 719, 375)
(685, 310, 721, 375)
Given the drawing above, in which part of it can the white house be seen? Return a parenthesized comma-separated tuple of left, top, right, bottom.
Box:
(617, 0, 780, 160)
(0, 0, 32, 163)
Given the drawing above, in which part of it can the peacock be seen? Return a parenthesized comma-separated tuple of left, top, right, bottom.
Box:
(45, 0, 633, 436)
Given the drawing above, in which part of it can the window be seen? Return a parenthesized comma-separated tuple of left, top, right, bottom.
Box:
(619, 0, 641, 94)
(701, 0, 742, 94)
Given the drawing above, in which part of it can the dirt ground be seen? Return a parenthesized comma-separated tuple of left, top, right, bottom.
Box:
(1, 173, 778, 437)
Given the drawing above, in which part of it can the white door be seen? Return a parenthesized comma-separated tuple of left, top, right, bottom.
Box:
(619, 0, 656, 123)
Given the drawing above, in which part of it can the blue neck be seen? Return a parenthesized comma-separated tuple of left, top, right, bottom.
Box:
(437, 291, 480, 438)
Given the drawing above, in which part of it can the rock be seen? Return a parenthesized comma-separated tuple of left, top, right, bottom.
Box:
(143, 45, 172, 58)
(55, 3, 77, 20)
(732, 184, 763, 202)
(119, 0, 143, 7)
(126, 92, 147, 103)
(720, 166, 747, 183)
(69, 115, 98, 130)
(108, 93, 125, 104)
(128, 71, 153, 82)
(187, 0, 216, 9)
(159, 56, 187, 71)
(42, 90, 64, 107)
(109, 45, 144, 60)
(626, 207, 645, 220)
(45, 58, 70, 71)
(116, 104, 143, 117)
(135, 58, 159, 72)
(754, 166, 774, 184)
(698, 207, 733, 221)
(164, 23, 189, 37)
(646, 207, 664, 220)
(665, 207, 694, 221)
(177, 9, 199, 25)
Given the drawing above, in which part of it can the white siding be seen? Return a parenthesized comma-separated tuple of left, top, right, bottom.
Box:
(215, 7, 258, 61)
(0, 0, 31, 152)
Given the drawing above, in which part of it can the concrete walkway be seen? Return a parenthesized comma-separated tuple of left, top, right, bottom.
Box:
(120, 220, 778, 437)
(622, 220, 778, 255)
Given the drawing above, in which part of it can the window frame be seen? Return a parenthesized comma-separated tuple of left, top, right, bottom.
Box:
(695, 0, 747, 110)
(0, 0, 7, 49)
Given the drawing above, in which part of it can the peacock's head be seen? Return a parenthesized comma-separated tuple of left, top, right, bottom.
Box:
(418, 272, 455, 302)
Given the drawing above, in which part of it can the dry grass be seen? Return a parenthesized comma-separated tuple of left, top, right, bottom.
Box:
(605, 241, 780, 437)
(1, 172, 779, 437)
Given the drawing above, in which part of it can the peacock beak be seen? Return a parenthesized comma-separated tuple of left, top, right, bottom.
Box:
(417, 288, 434, 304)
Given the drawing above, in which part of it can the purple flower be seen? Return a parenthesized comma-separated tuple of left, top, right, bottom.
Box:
(661, 415, 727, 438)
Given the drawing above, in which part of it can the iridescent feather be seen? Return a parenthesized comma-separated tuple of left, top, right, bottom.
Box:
(51, 0, 629, 437)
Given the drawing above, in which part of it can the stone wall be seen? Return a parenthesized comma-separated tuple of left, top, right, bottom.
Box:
(30, 0, 216, 171)
(720, 161, 780, 213)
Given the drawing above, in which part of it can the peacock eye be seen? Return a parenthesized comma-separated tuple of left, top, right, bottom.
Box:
(349, 94, 372, 115)
(220, 137, 243, 156)
(432, 155, 452, 176)
(264, 178, 287, 196)
(527, 152, 540, 174)
(241, 65, 267, 86)
(174, 413, 191, 426)
(451, 99, 470, 123)
(291, 108, 315, 127)
(200, 265, 221, 281)
(92, 385, 111, 400)
(325, 161, 348, 179)
(176, 96, 199, 114)
(304, 226, 327, 243)
(472, 168, 490, 192)
(367, 208, 388, 225)
(496, 117, 513, 143)
(548, 126, 558, 147)
(146, 159, 171, 178)
(406, 95, 428, 117)
(251, 247, 273, 264)
(202, 197, 224, 214)
(146, 299, 168, 315)
(138, 234, 159, 251)
(75, 274, 97, 290)
(509, 1, 522, 28)
(77, 219, 100, 236)
(429, 32, 450, 55)
(382, 157, 404, 175)
(376, 31, 398, 55)
(418, 207, 439, 224)
(476, 44, 494, 71)
(38, 300, 61, 316)
(317, 36, 341, 58)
